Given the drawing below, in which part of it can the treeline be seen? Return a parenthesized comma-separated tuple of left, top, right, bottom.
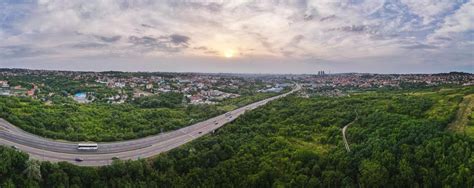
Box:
(132, 92, 185, 108)
(0, 92, 276, 142)
(0, 95, 222, 142)
(1, 87, 473, 187)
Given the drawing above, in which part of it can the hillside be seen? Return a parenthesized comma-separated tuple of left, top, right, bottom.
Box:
(1, 86, 473, 187)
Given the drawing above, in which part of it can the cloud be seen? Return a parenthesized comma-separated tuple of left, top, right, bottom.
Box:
(141, 24, 154, 28)
(290, 35, 304, 45)
(319, 15, 336, 22)
(0, 0, 35, 34)
(71, 43, 107, 49)
(430, 1, 474, 41)
(330, 25, 372, 33)
(0, 45, 47, 58)
(193, 46, 207, 50)
(204, 50, 219, 55)
(167, 1, 223, 13)
(129, 36, 160, 48)
(169, 34, 190, 45)
(0, 0, 472, 73)
(97, 35, 121, 43)
(401, 0, 464, 24)
(401, 43, 438, 50)
(128, 34, 190, 53)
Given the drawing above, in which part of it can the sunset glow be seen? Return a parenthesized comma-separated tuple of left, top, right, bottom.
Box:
(224, 50, 235, 58)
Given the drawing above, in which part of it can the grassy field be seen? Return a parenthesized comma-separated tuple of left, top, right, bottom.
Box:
(448, 94, 474, 138)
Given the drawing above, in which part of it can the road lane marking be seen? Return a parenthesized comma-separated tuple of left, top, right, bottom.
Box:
(179, 130, 196, 139)
(0, 86, 300, 166)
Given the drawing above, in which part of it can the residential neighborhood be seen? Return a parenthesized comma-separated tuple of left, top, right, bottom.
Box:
(0, 69, 472, 105)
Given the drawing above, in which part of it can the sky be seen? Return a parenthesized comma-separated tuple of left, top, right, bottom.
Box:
(0, 0, 472, 74)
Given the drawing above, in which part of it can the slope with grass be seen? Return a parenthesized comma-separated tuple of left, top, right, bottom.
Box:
(448, 94, 474, 138)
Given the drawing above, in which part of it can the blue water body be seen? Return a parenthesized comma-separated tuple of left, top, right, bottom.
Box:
(74, 92, 86, 98)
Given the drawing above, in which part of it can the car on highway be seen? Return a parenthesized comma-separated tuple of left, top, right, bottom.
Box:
(11, 145, 18, 150)
(111, 157, 119, 160)
(0, 88, 295, 166)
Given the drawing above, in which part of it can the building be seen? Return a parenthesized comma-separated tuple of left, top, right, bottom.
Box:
(0, 81, 9, 88)
(0, 88, 11, 96)
(146, 83, 154, 89)
(27, 89, 35, 96)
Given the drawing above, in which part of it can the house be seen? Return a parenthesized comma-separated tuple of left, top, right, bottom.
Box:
(146, 83, 154, 89)
(189, 95, 204, 104)
(114, 82, 126, 88)
(0, 88, 11, 96)
(260, 87, 283, 93)
(27, 89, 35, 96)
(0, 81, 9, 88)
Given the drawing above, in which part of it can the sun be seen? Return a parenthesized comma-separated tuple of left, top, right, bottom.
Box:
(224, 49, 235, 58)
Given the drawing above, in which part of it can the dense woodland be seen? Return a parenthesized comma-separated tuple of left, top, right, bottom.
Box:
(0, 86, 473, 187)
(0, 92, 275, 141)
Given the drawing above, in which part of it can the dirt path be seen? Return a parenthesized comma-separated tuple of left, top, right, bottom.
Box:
(342, 113, 358, 152)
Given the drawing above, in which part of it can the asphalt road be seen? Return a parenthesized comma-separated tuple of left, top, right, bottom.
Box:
(0, 86, 300, 166)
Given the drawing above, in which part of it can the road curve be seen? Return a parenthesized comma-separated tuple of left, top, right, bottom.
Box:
(0, 85, 300, 166)
(342, 112, 358, 152)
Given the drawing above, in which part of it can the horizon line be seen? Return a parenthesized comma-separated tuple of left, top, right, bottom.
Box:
(0, 68, 472, 76)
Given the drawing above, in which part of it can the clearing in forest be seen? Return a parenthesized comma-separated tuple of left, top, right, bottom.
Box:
(448, 94, 474, 138)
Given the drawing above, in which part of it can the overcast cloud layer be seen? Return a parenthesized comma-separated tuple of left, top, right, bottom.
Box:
(0, 0, 472, 73)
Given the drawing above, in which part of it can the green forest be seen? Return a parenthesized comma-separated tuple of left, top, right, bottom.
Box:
(1, 86, 473, 187)
(0, 92, 275, 141)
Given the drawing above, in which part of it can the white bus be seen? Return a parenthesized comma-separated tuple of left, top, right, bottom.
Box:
(77, 143, 98, 151)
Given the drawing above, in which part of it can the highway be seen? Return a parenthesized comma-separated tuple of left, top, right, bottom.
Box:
(0, 86, 300, 166)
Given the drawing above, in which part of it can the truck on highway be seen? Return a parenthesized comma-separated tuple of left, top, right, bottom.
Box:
(77, 143, 98, 151)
